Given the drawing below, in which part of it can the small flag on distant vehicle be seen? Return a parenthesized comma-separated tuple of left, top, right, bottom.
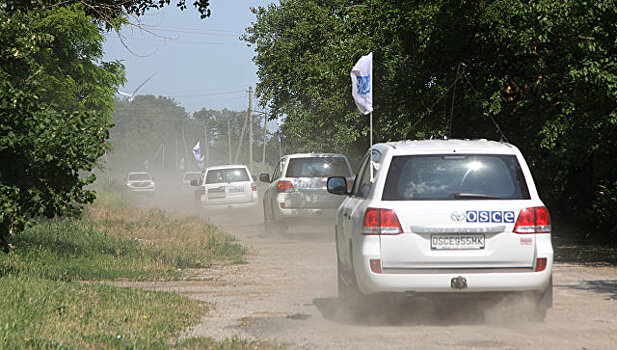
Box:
(350, 52, 373, 115)
(192, 141, 201, 161)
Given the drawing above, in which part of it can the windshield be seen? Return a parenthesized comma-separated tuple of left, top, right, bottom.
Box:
(183, 173, 201, 182)
(382, 154, 530, 200)
(206, 168, 250, 184)
(128, 173, 151, 181)
(286, 157, 351, 178)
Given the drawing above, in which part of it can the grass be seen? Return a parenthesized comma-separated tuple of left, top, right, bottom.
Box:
(0, 191, 266, 349)
(0, 275, 207, 348)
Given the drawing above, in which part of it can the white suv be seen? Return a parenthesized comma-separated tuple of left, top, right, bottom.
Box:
(260, 153, 354, 233)
(327, 140, 553, 320)
(194, 165, 258, 209)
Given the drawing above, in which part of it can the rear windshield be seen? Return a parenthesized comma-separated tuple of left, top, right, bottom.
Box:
(206, 168, 250, 184)
(286, 157, 351, 178)
(382, 154, 530, 200)
(183, 173, 200, 182)
(128, 173, 151, 181)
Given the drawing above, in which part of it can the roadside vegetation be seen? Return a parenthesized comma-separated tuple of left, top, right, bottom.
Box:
(0, 192, 260, 349)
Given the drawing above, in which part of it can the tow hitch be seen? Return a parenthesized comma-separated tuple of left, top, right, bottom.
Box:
(451, 276, 467, 290)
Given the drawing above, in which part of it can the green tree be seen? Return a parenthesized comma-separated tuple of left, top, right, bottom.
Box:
(245, 0, 617, 239)
(0, 0, 213, 251)
(0, 6, 123, 251)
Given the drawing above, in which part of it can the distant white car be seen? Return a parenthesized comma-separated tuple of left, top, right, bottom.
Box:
(195, 165, 258, 209)
(328, 139, 553, 320)
(260, 153, 355, 234)
(182, 171, 201, 190)
(126, 172, 155, 193)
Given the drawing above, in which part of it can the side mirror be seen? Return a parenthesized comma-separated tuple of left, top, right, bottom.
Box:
(190, 179, 198, 186)
(259, 173, 271, 183)
(327, 176, 349, 195)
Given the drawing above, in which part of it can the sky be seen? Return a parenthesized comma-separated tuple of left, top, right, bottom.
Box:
(103, 0, 276, 116)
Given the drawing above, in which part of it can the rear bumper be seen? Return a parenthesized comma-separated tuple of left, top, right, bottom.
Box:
(203, 201, 258, 210)
(198, 194, 258, 210)
(127, 188, 155, 193)
(355, 259, 552, 295)
(352, 235, 553, 295)
(273, 206, 338, 221)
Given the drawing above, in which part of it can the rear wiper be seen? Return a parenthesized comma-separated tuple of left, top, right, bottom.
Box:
(451, 193, 500, 200)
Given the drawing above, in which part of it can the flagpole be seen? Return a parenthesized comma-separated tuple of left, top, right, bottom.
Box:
(369, 112, 374, 182)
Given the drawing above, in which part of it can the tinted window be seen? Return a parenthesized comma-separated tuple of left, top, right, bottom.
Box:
(382, 155, 530, 200)
(183, 173, 200, 182)
(128, 173, 151, 181)
(206, 168, 250, 184)
(286, 157, 350, 177)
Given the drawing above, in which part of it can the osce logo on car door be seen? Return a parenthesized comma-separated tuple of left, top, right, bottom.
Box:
(466, 210, 515, 223)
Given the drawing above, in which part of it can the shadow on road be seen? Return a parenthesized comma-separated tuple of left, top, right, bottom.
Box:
(313, 296, 493, 327)
(563, 280, 617, 300)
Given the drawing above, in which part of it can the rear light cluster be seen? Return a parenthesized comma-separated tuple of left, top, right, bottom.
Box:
(276, 180, 294, 193)
(362, 208, 403, 235)
(369, 259, 382, 274)
(251, 182, 257, 191)
(513, 206, 551, 234)
(200, 186, 206, 196)
(535, 257, 547, 272)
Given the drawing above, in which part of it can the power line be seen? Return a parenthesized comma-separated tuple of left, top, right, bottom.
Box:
(119, 37, 245, 46)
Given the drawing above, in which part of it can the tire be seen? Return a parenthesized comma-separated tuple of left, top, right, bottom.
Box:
(533, 276, 553, 322)
(337, 257, 358, 301)
(263, 202, 285, 234)
(336, 239, 360, 302)
(530, 277, 553, 322)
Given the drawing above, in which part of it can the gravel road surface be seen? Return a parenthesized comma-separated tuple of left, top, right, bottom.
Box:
(122, 193, 617, 349)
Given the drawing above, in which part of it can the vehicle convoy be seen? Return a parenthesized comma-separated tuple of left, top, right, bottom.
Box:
(193, 164, 258, 209)
(260, 153, 355, 234)
(327, 139, 553, 320)
(126, 172, 155, 194)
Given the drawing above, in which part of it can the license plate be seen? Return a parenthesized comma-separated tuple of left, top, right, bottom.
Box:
(431, 234, 485, 250)
(228, 187, 245, 193)
(208, 187, 226, 199)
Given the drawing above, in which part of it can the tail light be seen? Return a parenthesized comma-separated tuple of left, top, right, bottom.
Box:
(362, 208, 403, 235)
(276, 180, 294, 193)
(200, 186, 206, 196)
(535, 257, 547, 272)
(513, 206, 551, 234)
(369, 259, 382, 274)
(251, 182, 257, 191)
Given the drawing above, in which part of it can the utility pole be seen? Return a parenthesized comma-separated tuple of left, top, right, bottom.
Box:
(234, 86, 251, 164)
(227, 118, 232, 164)
(174, 133, 178, 171)
(248, 86, 254, 172)
(181, 128, 189, 171)
(262, 113, 267, 163)
(204, 118, 209, 166)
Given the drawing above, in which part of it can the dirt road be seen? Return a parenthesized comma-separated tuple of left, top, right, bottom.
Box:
(124, 195, 617, 349)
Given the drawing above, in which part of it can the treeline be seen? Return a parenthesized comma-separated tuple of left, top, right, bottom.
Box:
(0, 1, 212, 250)
(244, 0, 617, 240)
(109, 96, 273, 175)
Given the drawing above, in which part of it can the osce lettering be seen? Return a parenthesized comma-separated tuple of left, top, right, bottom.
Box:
(466, 210, 515, 223)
